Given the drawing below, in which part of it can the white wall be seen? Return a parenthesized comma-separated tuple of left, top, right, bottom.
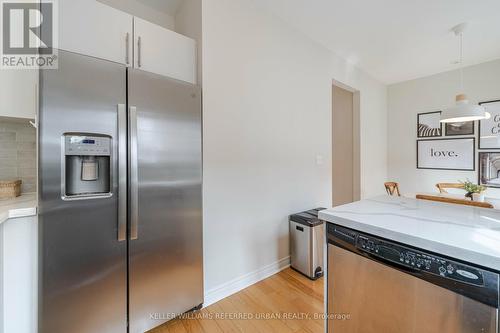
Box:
(98, 0, 175, 29)
(338, 67, 387, 198)
(388, 59, 500, 197)
(202, 0, 387, 300)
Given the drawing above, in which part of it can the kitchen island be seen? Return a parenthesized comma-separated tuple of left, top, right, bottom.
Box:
(320, 195, 500, 333)
(319, 195, 500, 271)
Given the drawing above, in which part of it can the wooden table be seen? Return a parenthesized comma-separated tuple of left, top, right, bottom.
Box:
(406, 192, 500, 209)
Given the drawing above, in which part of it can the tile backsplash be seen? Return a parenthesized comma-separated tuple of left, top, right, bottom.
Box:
(0, 118, 36, 193)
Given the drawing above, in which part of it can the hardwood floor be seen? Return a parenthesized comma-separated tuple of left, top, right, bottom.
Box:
(150, 268, 324, 333)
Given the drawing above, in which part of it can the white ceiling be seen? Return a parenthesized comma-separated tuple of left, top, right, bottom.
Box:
(252, 0, 500, 84)
(135, 0, 183, 17)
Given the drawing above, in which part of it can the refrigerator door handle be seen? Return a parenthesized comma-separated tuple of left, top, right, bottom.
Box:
(117, 104, 127, 241)
(129, 106, 139, 240)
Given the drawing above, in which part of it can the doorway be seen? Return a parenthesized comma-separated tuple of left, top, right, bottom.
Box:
(332, 83, 360, 207)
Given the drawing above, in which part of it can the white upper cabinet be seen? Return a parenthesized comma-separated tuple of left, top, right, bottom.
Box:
(134, 17, 197, 84)
(58, 1, 197, 83)
(0, 70, 38, 119)
(59, 0, 133, 65)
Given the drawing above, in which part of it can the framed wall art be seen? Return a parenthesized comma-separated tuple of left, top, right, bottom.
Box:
(445, 121, 474, 136)
(417, 111, 442, 138)
(478, 100, 500, 149)
(417, 138, 475, 171)
(478, 152, 500, 188)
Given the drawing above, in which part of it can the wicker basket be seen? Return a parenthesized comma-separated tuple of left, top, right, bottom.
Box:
(0, 180, 22, 199)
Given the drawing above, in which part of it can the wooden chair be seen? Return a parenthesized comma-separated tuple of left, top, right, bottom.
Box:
(435, 183, 465, 194)
(416, 194, 493, 209)
(384, 182, 401, 196)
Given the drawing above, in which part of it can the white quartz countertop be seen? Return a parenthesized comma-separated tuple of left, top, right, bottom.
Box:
(0, 193, 37, 224)
(319, 195, 500, 272)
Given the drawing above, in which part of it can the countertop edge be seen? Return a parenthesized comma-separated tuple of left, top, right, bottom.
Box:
(0, 194, 38, 225)
(320, 212, 500, 272)
(8, 207, 37, 219)
(0, 207, 37, 224)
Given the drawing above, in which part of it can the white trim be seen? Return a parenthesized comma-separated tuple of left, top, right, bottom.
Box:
(203, 256, 291, 307)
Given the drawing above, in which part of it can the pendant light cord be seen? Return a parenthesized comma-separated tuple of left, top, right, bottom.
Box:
(459, 31, 464, 92)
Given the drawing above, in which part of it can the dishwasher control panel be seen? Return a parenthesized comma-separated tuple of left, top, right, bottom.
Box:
(356, 235, 485, 286)
(328, 224, 499, 308)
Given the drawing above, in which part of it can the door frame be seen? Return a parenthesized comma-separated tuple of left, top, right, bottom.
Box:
(331, 80, 361, 206)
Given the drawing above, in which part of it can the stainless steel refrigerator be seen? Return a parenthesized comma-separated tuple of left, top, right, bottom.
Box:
(38, 50, 203, 333)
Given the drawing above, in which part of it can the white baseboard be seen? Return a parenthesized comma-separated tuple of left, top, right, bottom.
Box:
(203, 256, 291, 307)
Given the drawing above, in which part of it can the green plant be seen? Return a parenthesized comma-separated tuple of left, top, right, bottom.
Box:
(460, 180, 486, 195)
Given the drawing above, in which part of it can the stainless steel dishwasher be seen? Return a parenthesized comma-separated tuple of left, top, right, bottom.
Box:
(326, 224, 499, 333)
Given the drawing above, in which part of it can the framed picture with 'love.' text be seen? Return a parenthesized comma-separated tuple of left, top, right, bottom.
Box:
(417, 138, 475, 171)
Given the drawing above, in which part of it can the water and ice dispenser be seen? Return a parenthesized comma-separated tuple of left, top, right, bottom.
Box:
(63, 134, 111, 198)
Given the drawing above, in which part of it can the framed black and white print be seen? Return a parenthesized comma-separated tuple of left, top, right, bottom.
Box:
(479, 152, 500, 188)
(417, 138, 475, 171)
(479, 100, 500, 149)
(445, 121, 474, 136)
(417, 111, 442, 138)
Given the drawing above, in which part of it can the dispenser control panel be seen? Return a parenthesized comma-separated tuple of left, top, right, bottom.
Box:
(65, 135, 111, 156)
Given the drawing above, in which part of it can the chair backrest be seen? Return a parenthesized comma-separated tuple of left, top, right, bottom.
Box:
(435, 183, 465, 194)
(384, 182, 400, 196)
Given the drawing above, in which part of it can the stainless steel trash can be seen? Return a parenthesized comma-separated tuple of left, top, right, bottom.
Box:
(289, 208, 325, 280)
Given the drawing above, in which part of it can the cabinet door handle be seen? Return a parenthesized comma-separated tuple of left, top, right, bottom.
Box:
(125, 32, 130, 65)
(137, 36, 142, 68)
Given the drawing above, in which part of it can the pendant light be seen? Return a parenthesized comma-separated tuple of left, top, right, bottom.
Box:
(440, 23, 489, 123)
